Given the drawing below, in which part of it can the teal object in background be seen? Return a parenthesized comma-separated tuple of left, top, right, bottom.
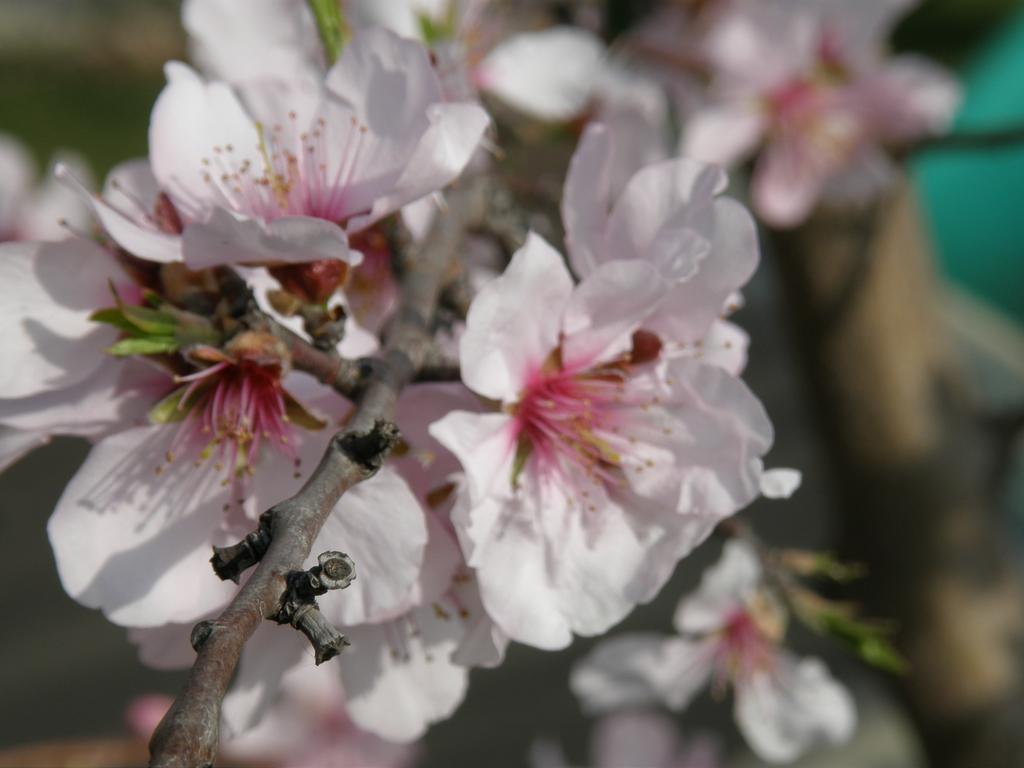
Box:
(915, 8, 1024, 328)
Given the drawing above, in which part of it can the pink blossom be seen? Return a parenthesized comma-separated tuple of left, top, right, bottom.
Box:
(430, 233, 772, 649)
(63, 27, 489, 269)
(683, 0, 959, 227)
(572, 540, 856, 764)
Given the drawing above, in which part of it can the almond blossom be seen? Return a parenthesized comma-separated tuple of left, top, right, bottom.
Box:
(64, 27, 489, 269)
(571, 539, 856, 764)
(430, 233, 773, 649)
(682, 0, 960, 227)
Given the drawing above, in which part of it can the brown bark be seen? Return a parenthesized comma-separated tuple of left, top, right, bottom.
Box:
(771, 179, 1024, 767)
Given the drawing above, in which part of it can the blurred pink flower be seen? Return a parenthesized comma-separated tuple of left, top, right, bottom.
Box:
(683, 0, 959, 227)
(572, 540, 856, 764)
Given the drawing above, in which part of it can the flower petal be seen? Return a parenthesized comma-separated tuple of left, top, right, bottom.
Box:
(56, 160, 183, 263)
(182, 208, 355, 268)
(562, 122, 614, 277)
(605, 157, 728, 280)
(735, 652, 856, 763)
(477, 27, 605, 121)
(341, 603, 469, 742)
(149, 61, 264, 222)
(760, 467, 802, 499)
(0, 426, 48, 473)
(458, 232, 572, 402)
(47, 425, 239, 627)
(0, 238, 122, 398)
(571, 633, 713, 713)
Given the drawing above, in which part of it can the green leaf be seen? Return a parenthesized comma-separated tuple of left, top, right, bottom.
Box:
(148, 386, 190, 424)
(307, 0, 345, 64)
(107, 337, 180, 357)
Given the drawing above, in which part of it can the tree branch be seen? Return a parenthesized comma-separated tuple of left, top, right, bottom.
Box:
(148, 178, 492, 768)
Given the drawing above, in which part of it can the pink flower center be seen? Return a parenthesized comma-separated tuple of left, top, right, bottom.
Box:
(158, 358, 298, 485)
(510, 358, 639, 492)
(194, 111, 369, 225)
(711, 609, 777, 690)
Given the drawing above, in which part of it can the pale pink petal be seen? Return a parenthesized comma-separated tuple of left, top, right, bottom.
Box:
(645, 196, 759, 346)
(760, 467, 802, 499)
(561, 259, 666, 370)
(221, 622, 308, 738)
(129, 622, 200, 670)
(0, 426, 48, 473)
(591, 710, 684, 768)
(751, 135, 830, 228)
(571, 634, 714, 713)
(183, 0, 322, 85)
(47, 425, 239, 627)
(346, 102, 490, 231)
(428, 411, 515, 510)
(657, 359, 774, 525)
(182, 208, 355, 268)
(341, 602, 470, 742)
(307, 466, 428, 626)
(324, 28, 487, 228)
(734, 653, 857, 763)
(0, 358, 164, 437)
(450, 576, 509, 668)
(57, 160, 183, 264)
(394, 382, 481, 502)
(22, 152, 94, 241)
(682, 104, 766, 168)
(0, 239, 121, 398)
(605, 158, 728, 279)
(457, 232, 572, 402)
(865, 56, 961, 142)
(562, 122, 614, 277)
(673, 539, 762, 635)
(149, 62, 264, 222)
(477, 27, 605, 121)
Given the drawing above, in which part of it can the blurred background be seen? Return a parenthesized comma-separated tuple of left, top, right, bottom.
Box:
(0, 0, 1022, 765)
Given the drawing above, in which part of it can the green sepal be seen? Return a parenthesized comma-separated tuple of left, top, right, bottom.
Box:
(283, 391, 327, 431)
(510, 437, 532, 490)
(107, 337, 181, 357)
(120, 304, 179, 336)
(307, 0, 346, 64)
(90, 308, 140, 335)
(417, 5, 457, 46)
(149, 386, 190, 424)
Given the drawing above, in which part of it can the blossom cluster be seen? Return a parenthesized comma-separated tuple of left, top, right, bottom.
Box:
(0, 0, 955, 763)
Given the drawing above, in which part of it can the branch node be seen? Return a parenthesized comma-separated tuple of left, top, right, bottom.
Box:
(335, 420, 401, 473)
(272, 551, 356, 663)
(210, 512, 273, 582)
(190, 620, 217, 653)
